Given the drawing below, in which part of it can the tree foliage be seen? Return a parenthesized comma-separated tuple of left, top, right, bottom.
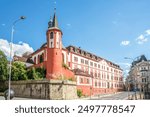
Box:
(27, 67, 46, 80)
(27, 67, 38, 80)
(0, 49, 46, 81)
(11, 61, 28, 81)
(35, 67, 46, 79)
(0, 50, 8, 81)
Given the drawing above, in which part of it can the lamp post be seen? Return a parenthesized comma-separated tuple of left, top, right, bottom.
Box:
(8, 16, 26, 100)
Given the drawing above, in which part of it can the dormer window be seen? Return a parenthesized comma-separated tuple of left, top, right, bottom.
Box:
(50, 32, 53, 39)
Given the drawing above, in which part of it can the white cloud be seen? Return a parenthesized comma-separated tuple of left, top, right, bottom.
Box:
(136, 34, 148, 44)
(146, 29, 150, 35)
(18, 41, 23, 44)
(0, 39, 34, 58)
(117, 62, 131, 76)
(120, 41, 130, 46)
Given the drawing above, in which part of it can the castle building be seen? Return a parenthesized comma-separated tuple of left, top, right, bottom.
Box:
(16, 11, 124, 96)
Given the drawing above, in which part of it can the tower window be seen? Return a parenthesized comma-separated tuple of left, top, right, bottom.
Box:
(51, 42, 53, 47)
(50, 32, 53, 39)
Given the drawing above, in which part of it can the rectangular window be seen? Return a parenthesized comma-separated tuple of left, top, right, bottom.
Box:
(107, 67, 109, 71)
(95, 72, 97, 77)
(87, 79, 89, 84)
(90, 62, 93, 66)
(98, 64, 100, 68)
(80, 78, 83, 83)
(85, 60, 88, 65)
(81, 59, 84, 64)
(95, 82, 97, 86)
(94, 63, 97, 68)
(111, 75, 113, 80)
(74, 57, 78, 62)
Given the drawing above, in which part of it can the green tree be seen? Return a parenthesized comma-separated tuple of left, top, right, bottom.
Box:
(0, 50, 8, 81)
(11, 61, 28, 81)
(27, 67, 39, 80)
(27, 67, 46, 80)
(36, 67, 46, 79)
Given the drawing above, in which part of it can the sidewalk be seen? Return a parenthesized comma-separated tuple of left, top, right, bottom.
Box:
(80, 92, 123, 100)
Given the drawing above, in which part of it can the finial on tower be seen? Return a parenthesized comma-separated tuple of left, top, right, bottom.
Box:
(54, 7, 56, 13)
(48, 0, 59, 29)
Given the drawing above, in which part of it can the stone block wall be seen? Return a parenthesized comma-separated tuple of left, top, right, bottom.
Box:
(10, 80, 77, 100)
(0, 81, 7, 92)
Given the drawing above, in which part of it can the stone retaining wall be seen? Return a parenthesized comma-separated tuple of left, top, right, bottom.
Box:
(9, 80, 77, 100)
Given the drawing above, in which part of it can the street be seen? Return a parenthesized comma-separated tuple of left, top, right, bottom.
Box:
(0, 91, 138, 100)
(88, 91, 135, 100)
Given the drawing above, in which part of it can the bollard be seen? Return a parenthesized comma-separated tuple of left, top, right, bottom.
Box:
(4, 89, 15, 100)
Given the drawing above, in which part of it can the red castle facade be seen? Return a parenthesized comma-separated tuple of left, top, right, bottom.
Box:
(19, 12, 124, 96)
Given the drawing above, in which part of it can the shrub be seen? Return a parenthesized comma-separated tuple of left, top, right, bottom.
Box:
(62, 63, 69, 69)
(77, 89, 83, 98)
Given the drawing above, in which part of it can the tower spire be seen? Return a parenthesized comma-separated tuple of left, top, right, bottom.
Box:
(48, 8, 59, 29)
(52, 8, 58, 28)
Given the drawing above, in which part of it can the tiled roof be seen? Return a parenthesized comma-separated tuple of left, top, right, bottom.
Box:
(13, 55, 27, 62)
(66, 45, 121, 70)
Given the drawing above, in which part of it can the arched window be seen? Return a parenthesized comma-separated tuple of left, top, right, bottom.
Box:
(34, 57, 36, 64)
(50, 32, 53, 39)
(40, 54, 44, 63)
(38, 55, 40, 63)
(62, 53, 65, 63)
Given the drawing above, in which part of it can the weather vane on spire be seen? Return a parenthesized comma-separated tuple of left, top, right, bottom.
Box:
(54, 0, 56, 13)
(54, 7, 56, 13)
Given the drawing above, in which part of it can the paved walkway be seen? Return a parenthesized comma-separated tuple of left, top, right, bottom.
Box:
(81, 91, 136, 100)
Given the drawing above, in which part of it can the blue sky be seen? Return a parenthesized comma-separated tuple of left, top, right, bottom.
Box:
(0, 0, 150, 75)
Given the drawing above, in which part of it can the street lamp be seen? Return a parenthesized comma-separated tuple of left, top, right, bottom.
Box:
(7, 16, 26, 100)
